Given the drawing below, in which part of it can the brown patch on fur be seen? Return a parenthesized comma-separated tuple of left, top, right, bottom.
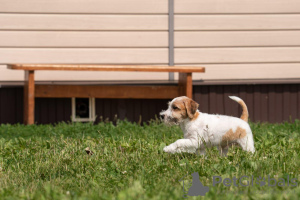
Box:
(183, 98, 199, 119)
(191, 111, 199, 121)
(221, 127, 247, 147)
(172, 100, 188, 119)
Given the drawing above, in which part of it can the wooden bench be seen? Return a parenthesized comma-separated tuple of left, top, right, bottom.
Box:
(8, 64, 205, 125)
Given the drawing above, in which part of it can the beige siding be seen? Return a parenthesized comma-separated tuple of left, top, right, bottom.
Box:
(0, 0, 168, 14)
(0, 14, 168, 31)
(174, 0, 300, 81)
(0, 0, 300, 82)
(0, 0, 168, 81)
(177, 64, 300, 80)
(0, 31, 168, 47)
(175, 15, 300, 30)
(0, 48, 168, 64)
(175, 48, 300, 64)
(175, 0, 300, 14)
(175, 31, 300, 47)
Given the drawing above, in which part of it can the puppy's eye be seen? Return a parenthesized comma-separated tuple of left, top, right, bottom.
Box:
(172, 105, 179, 110)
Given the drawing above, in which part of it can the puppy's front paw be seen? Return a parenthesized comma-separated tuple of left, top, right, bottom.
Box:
(163, 145, 176, 153)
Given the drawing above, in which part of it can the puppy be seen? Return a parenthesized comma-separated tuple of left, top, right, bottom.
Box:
(160, 96, 255, 156)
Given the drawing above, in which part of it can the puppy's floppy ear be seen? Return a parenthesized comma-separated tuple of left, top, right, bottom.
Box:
(184, 99, 199, 119)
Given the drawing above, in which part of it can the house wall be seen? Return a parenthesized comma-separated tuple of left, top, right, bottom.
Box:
(1, 83, 299, 124)
(0, 0, 299, 81)
(0, 0, 299, 124)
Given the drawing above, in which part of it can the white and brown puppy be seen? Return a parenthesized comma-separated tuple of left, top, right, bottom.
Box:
(160, 96, 255, 156)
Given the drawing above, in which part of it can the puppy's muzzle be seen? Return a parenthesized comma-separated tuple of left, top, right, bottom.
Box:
(160, 113, 165, 121)
(160, 112, 178, 125)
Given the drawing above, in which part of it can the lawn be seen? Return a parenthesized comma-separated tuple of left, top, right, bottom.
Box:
(0, 120, 299, 200)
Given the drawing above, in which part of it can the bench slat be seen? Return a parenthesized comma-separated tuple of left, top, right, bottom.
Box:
(8, 64, 205, 73)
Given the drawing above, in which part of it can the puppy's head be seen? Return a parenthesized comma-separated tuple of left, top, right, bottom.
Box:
(160, 96, 199, 125)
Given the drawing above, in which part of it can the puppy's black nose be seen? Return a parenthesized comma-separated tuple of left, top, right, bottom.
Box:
(160, 114, 165, 120)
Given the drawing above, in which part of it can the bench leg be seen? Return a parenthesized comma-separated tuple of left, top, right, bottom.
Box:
(178, 73, 193, 98)
(24, 70, 35, 125)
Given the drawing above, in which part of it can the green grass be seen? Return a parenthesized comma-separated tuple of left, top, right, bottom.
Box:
(0, 120, 299, 200)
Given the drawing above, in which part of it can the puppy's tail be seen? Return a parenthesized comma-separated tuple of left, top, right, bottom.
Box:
(229, 96, 248, 122)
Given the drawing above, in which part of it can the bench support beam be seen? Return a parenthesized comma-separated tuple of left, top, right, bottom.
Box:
(24, 70, 35, 125)
(35, 85, 179, 99)
(179, 73, 192, 98)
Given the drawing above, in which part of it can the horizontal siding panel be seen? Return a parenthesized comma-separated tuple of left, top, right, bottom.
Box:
(175, 15, 300, 30)
(175, 0, 300, 14)
(0, 0, 168, 14)
(0, 14, 168, 31)
(176, 63, 300, 80)
(0, 31, 168, 47)
(0, 65, 168, 81)
(175, 47, 300, 64)
(175, 31, 300, 47)
(2, 64, 299, 81)
(0, 48, 168, 64)
(0, 66, 23, 80)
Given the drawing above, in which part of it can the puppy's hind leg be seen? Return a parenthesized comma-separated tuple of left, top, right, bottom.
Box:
(218, 146, 229, 157)
(218, 143, 239, 156)
(196, 148, 206, 156)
